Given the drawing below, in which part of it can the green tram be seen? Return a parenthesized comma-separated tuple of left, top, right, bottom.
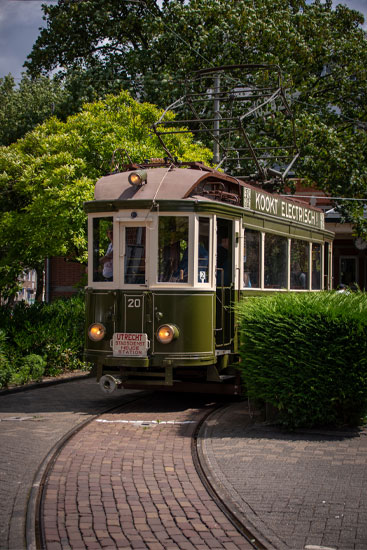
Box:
(85, 160, 334, 395)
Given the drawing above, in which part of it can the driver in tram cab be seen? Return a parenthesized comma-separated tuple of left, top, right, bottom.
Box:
(100, 227, 113, 281)
(172, 242, 209, 283)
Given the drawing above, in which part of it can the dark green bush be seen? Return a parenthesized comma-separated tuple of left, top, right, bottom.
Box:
(0, 330, 12, 388)
(0, 293, 89, 387)
(22, 354, 46, 381)
(236, 292, 367, 428)
(10, 354, 45, 386)
(0, 355, 12, 387)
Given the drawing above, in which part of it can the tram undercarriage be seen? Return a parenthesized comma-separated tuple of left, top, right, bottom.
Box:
(95, 359, 241, 395)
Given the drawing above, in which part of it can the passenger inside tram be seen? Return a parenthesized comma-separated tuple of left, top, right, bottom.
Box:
(99, 227, 113, 281)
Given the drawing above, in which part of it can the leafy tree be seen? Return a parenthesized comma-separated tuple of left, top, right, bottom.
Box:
(0, 68, 134, 147)
(25, 0, 367, 112)
(0, 74, 69, 146)
(0, 90, 212, 299)
(24, 0, 367, 232)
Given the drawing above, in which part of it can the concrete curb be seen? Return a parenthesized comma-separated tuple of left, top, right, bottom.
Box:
(197, 403, 288, 550)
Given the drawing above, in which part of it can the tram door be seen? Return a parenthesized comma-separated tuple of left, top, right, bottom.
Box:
(216, 218, 234, 348)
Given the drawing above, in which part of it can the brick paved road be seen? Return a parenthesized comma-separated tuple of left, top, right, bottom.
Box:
(41, 394, 254, 550)
(200, 402, 367, 550)
(0, 376, 139, 550)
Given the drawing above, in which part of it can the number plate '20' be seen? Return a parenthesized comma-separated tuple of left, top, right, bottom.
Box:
(124, 295, 144, 335)
(127, 298, 141, 308)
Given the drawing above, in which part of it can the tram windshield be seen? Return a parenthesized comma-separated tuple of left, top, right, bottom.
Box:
(124, 227, 146, 284)
(93, 217, 114, 282)
(158, 216, 189, 283)
(198, 218, 210, 283)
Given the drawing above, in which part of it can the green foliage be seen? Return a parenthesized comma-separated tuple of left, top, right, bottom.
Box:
(236, 292, 367, 428)
(21, 0, 367, 235)
(0, 90, 212, 296)
(0, 355, 12, 388)
(0, 330, 12, 388)
(10, 354, 46, 386)
(23, 354, 46, 381)
(0, 294, 89, 388)
(0, 74, 69, 147)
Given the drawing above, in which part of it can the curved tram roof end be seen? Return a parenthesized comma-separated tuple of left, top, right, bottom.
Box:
(87, 163, 330, 234)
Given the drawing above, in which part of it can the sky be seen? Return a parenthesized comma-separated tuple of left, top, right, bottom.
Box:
(0, 0, 367, 81)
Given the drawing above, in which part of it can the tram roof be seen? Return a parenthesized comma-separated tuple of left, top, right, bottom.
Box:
(94, 165, 242, 202)
(91, 164, 331, 233)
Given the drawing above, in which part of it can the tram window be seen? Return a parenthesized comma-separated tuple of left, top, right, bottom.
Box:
(158, 216, 189, 283)
(243, 229, 260, 288)
(92, 217, 114, 282)
(264, 234, 288, 289)
(312, 243, 321, 289)
(124, 227, 146, 284)
(198, 218, 210, 283)
(290, 240, 309, 290)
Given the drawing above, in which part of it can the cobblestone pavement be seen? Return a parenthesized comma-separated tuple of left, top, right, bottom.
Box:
(200, 402, 367, 550)
(41, 394, 254, 550)
(3, 379, 367, 550)
(0, 376, 139, 550)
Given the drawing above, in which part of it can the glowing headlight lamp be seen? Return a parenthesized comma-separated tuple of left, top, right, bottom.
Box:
(88, 323, 106, 342)
(156, 324, 179, 344)
(128, 170, 147, 186)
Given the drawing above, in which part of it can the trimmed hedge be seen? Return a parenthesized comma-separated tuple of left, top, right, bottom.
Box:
(236, 292, 367, 428)
(0, 293, 90, 388)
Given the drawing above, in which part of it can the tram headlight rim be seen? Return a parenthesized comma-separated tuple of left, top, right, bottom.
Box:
(128, 169, 147, 186)
(156, 324, 179, 344)
(88, 322, 106, 342)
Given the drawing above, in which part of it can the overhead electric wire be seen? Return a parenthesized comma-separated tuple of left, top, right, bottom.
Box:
(280, 195, 367, 201)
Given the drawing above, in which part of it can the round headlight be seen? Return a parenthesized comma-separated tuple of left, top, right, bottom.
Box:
(88, 323, 106, 342)
(128, 170, 147, 186)
(156, 324, 179, 344)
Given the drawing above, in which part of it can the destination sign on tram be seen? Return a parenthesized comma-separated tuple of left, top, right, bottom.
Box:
(112, 333, 150, 356)
(244, 188, 324, 230)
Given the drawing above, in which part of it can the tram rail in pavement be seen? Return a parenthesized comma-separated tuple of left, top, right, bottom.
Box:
(1, 375, 366, 550)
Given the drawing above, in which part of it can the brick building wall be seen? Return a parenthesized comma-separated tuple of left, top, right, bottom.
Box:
(46, 257, 86, 301)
